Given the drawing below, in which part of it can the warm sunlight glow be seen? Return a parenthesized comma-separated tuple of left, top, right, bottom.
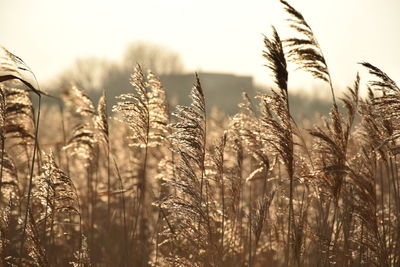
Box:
(1, 0, 399, 91)
(2, 1, 400, 266)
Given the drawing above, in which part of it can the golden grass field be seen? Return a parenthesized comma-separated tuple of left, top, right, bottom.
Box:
(0, 1, 399, 266)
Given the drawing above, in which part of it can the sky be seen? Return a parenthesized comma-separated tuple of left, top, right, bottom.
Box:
(0, 0, 399, 93)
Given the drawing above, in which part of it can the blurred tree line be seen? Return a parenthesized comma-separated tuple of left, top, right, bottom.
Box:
(49, 41, 332, 119)
(54, 42, 183, 92)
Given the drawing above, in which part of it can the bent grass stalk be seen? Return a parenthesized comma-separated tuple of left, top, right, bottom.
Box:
(19, 93, 41, 266)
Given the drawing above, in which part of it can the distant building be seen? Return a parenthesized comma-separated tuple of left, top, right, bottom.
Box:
(160, 72, 254, 114)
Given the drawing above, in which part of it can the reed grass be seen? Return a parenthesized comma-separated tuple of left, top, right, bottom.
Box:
(0, 1, 399, 266)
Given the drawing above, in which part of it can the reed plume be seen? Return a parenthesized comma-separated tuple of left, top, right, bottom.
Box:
(161, 74, 213, 265)
(113, 64, 169, 266)
(280, 0, 336, 105)
(261, 25, 297, 266)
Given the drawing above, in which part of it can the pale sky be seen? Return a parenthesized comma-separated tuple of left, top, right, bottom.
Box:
(0, 0, 399, 92)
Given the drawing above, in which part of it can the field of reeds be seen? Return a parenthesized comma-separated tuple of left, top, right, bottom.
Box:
(1, 1, 399, 266)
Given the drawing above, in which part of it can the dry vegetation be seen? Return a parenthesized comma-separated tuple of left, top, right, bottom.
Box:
(0, 1, 399, 266)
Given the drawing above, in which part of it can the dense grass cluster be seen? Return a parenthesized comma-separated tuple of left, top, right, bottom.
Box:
(1, 1, 399, 266)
